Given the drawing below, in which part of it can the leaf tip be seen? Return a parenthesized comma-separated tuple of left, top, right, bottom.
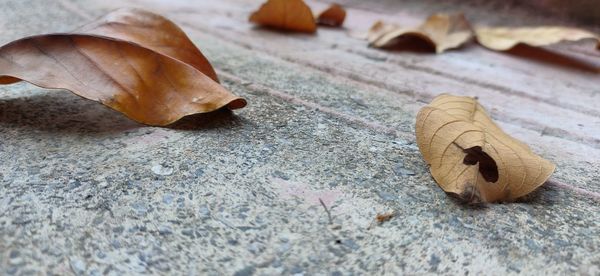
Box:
(226, 97, 248, 110)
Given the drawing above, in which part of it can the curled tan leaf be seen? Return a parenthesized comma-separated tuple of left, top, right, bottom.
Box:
(367, 21, 397, 42)
(368, 13, 473, 53)
(316, 3, 346, 27)
(249, 0, 317, 33)
(0, 9, 246, 126)
(415, 94, 555, 203)
(475, 26, 600, 51)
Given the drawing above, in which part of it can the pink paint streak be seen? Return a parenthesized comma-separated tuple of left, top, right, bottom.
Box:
(218, 71, 399, 137)
(545, 179, 600, 201)
(273, 177, 341, 206)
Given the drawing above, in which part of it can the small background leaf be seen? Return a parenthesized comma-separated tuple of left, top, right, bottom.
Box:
(249, 0, 317, 33)
(368, 13, 473, 53)
(317, 3, 346, 27)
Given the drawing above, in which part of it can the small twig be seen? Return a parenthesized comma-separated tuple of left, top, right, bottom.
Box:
(319, 198, 333, 225)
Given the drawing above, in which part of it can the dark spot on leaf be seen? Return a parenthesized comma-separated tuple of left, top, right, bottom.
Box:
(463, 146, 499, 182)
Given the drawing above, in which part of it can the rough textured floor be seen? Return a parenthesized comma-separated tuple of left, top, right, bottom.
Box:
(1, 0, 599, 275)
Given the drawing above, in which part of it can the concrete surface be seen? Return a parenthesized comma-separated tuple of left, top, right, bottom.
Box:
(0, 0, 599, 275)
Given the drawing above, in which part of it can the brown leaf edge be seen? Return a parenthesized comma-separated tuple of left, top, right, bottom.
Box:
(0, 10, 246, 126)
(249, 0, 317, 33)
(317, 3, 346, 27)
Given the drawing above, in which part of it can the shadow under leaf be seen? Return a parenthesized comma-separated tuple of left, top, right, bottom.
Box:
(444, 180, 561, 207)
(251, 26, 316, 36)
(510, 181, 565, 206)
(0, 92, 140, 135)
(167, 108, 248, 131)
(447, 192, 489, 209)
(373, 35, 437, 53)
(0, 91, 246, 134)
(505, 44, 600, 73)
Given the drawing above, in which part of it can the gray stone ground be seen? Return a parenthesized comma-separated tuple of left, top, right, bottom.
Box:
(1, 0, 599, 275)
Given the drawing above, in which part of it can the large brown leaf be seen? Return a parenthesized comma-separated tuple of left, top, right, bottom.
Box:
(0, 9, 246, 126)
(415, 94, 555, 203)
(475, 26, 600, 51)
(77, 8, 219, 82)
(368, 14, 473, 53)
(249, 0, 317, 33)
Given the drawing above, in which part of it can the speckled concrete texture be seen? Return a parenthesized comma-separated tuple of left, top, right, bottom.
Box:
(1, 0, 599, 275)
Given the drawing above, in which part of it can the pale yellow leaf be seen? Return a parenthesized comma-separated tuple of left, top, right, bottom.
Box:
(367, 20, 398, 42)
(415, 94, 555, 203)
(368, 14, 473, 53)
(475, 26, 600, 51)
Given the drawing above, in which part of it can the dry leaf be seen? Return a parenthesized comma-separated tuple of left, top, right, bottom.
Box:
(367, 21, 398, 42)
(415, 94, 555, 203)
(368, 13, 473, 53)
(77, 8, 220, 82)
(0, 9, 246, 126)
(475, 26, 600, 51)
(367, 211, 395, 229)
(317, 3, 346, 27)
(376, 212, 394, 223)
(249, 0, 317, 33)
